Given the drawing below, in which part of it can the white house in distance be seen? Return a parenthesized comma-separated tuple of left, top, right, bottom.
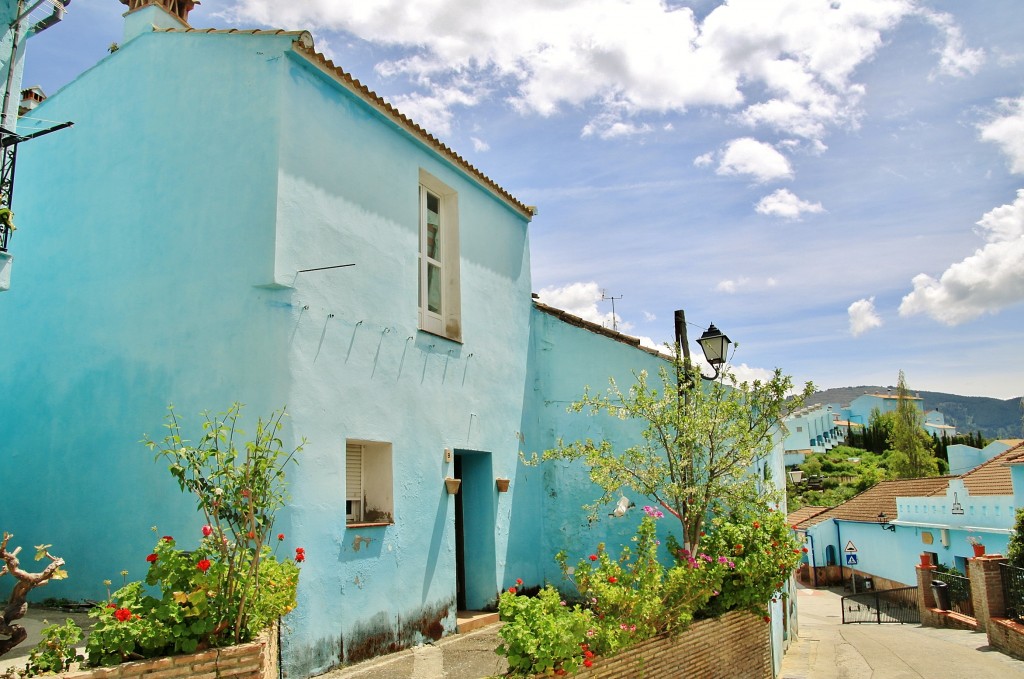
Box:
(783, 404, 846, 466)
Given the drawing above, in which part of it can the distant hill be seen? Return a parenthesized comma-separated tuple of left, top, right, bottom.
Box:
(803, 386, 1023, 440)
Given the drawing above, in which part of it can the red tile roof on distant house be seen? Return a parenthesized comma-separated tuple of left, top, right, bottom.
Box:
(153, 27, 535, 221)
(787, 506, 829, 528)
(795, 477, 954, 529)
(937, 440, 1024, 496)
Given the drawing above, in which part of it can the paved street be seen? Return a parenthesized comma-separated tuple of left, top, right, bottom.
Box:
(781, 584, 1024, 678)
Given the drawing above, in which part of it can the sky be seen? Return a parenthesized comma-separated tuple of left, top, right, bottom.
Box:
(19, 1, 1024, 400)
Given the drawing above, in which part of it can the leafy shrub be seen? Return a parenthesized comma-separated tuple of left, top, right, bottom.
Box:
(496, 586, 592, 676)
(8, 619, 85, 677)
(697, 504, 803, 618)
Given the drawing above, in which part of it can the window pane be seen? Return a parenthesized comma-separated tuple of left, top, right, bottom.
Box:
(426, 192, 441, 259)
(427, 263, 442, 314)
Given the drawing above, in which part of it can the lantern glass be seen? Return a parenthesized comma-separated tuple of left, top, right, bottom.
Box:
(697, 323, 730, 366)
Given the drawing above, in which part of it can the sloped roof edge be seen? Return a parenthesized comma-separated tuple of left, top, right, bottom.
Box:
(533, 301, 669, 359)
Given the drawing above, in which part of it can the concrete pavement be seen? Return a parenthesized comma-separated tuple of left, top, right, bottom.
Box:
(781, 584, 1024, 678)
(313, 623, 508, 679)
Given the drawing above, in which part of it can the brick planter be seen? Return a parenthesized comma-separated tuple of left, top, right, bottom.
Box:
(48, 625, 277, 679)
(572, 611, 771, 679)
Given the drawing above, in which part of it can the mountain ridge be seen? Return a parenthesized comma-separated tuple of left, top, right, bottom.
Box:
(802, 386, 1023, 440)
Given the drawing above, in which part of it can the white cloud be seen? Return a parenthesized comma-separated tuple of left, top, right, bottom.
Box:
(581, 115, 653, 140)
(979, 95, 1024, 174)
(715, 277, 779, 294)
(716, 138, 793, 183)
(726, 363, 777, 385)
(693, 152, 715, 168)
(755, 188, 824, 219)
(848, 297, 883, 336)
(220, 0, 961, 148)
(917, 8, 985, 79)
(716, 278, 747, 294)
(642, 311, 657, 322)
(471, 136, 490, 152)
(536, 281, 620, 329)
(899, 190, 1024, 325)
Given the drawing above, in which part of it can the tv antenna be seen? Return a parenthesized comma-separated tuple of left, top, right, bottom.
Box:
(600, 289, 622, 332)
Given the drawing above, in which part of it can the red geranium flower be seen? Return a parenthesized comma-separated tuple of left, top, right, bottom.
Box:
(114, 608, 132, 622)
(106, 603, 116, 609)
(146, 553, 158, 563)
(802, 547, 808, 553)
(589, 554, 598, 561)
(196, 559, 212, 572)
(202, 525, 213, 537)
(162, 535, 174, 542)
(295, 547, 306, 563)
(516, 578, 523, 585)
(583, 659, 593, 668)
(607, 576, 617, 584)
(508, 586, 517, 594)
(277, 533, 285, 541)
(247, 531, 256, 539)
(753, 521, 760, 529)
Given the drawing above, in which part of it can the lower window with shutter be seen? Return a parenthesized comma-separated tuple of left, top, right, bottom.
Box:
(345, 439, 394, 526)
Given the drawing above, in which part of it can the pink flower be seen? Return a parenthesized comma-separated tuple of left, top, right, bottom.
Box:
(202, 525, 213, 537)
(196, 559, 211, 572)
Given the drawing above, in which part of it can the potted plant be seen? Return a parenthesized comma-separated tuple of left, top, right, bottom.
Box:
(967, 535, 985, 557)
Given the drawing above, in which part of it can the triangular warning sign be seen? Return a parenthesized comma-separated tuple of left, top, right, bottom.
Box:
(845, 540, 857, 553)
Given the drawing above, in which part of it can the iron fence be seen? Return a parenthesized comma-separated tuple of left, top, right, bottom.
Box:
(1002, 563, 1024, 623)
(933, 570, 974, 618)
(841, 586, 920, 624)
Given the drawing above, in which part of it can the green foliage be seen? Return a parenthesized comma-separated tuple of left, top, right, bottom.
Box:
(697, 505, 802, 617)
(84, 404, 305, 668)
(495, 586, 591, 676)
(144, 404, 304, 644)
(541, 359, 812, 550)
(1007, 508, 1024, 570)
(497, 514, 729, 676)
(14, 619, 85, 676)
(888, 371, 939, 478)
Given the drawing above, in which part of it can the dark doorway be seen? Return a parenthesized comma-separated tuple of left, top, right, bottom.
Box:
(454, 456, 467, 610)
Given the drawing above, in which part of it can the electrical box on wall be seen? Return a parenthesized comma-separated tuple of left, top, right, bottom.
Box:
(940, 529, 950, 547)
(444, 448, 452, 463)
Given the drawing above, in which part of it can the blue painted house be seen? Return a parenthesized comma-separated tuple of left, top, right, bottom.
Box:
(795, 441, 1024, 589)
(0, 2, 792, 676)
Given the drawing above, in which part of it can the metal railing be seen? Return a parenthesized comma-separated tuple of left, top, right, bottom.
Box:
(841, 586, 920, 624)
(0, 224, 8, 251)
(1002, 563, 1024, 623)
(933, 571, 974, 618)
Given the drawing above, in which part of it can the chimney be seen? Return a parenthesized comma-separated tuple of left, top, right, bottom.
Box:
(119, 1, 200, 25)
(19, 87, 46, 116)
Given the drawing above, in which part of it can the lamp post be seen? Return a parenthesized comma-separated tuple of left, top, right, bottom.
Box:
(877, 512, 896, 532)
(674, 310, 732, 381)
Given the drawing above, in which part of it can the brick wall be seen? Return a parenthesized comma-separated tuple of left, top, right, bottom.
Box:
(52, 626, 277, 679)
(573, 611, 771, 679)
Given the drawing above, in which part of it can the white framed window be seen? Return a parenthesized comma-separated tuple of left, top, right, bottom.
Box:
(345, 440, 394, 525)
(418, 169, 461, 342)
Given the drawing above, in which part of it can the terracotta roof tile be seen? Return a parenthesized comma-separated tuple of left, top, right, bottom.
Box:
(153, 28, 535, 221)
(796, 477, 954, 529)
(938, 440, 1024, 495)
(787, 506, 829, 528)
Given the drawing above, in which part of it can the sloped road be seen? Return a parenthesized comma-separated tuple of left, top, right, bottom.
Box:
(781, 585, 1024, 678)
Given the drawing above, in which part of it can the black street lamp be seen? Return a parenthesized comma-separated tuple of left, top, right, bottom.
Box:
(877, 512, 896, 532)
(675, 310, 732, 381)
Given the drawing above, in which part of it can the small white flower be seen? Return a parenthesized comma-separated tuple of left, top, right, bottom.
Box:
(213, 487, 224, 496)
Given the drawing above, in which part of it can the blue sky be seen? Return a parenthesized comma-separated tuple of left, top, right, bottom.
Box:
(20, 1, 1024, 399)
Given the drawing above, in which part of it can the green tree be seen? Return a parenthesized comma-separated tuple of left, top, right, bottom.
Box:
(541, 358, 812, 552)
(887, 371, 939, 478)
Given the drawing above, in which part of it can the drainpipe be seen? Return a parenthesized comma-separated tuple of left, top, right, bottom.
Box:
(834, 518, 844, 585)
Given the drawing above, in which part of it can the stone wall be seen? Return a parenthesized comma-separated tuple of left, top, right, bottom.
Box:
(574, 611, 771, 679)
(50, 627, 277, 679)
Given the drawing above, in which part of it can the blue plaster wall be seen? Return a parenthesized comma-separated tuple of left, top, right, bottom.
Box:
(2, 28, 298, 601)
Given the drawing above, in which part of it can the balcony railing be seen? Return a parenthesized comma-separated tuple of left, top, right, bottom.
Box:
(933, 570, 974, 618)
